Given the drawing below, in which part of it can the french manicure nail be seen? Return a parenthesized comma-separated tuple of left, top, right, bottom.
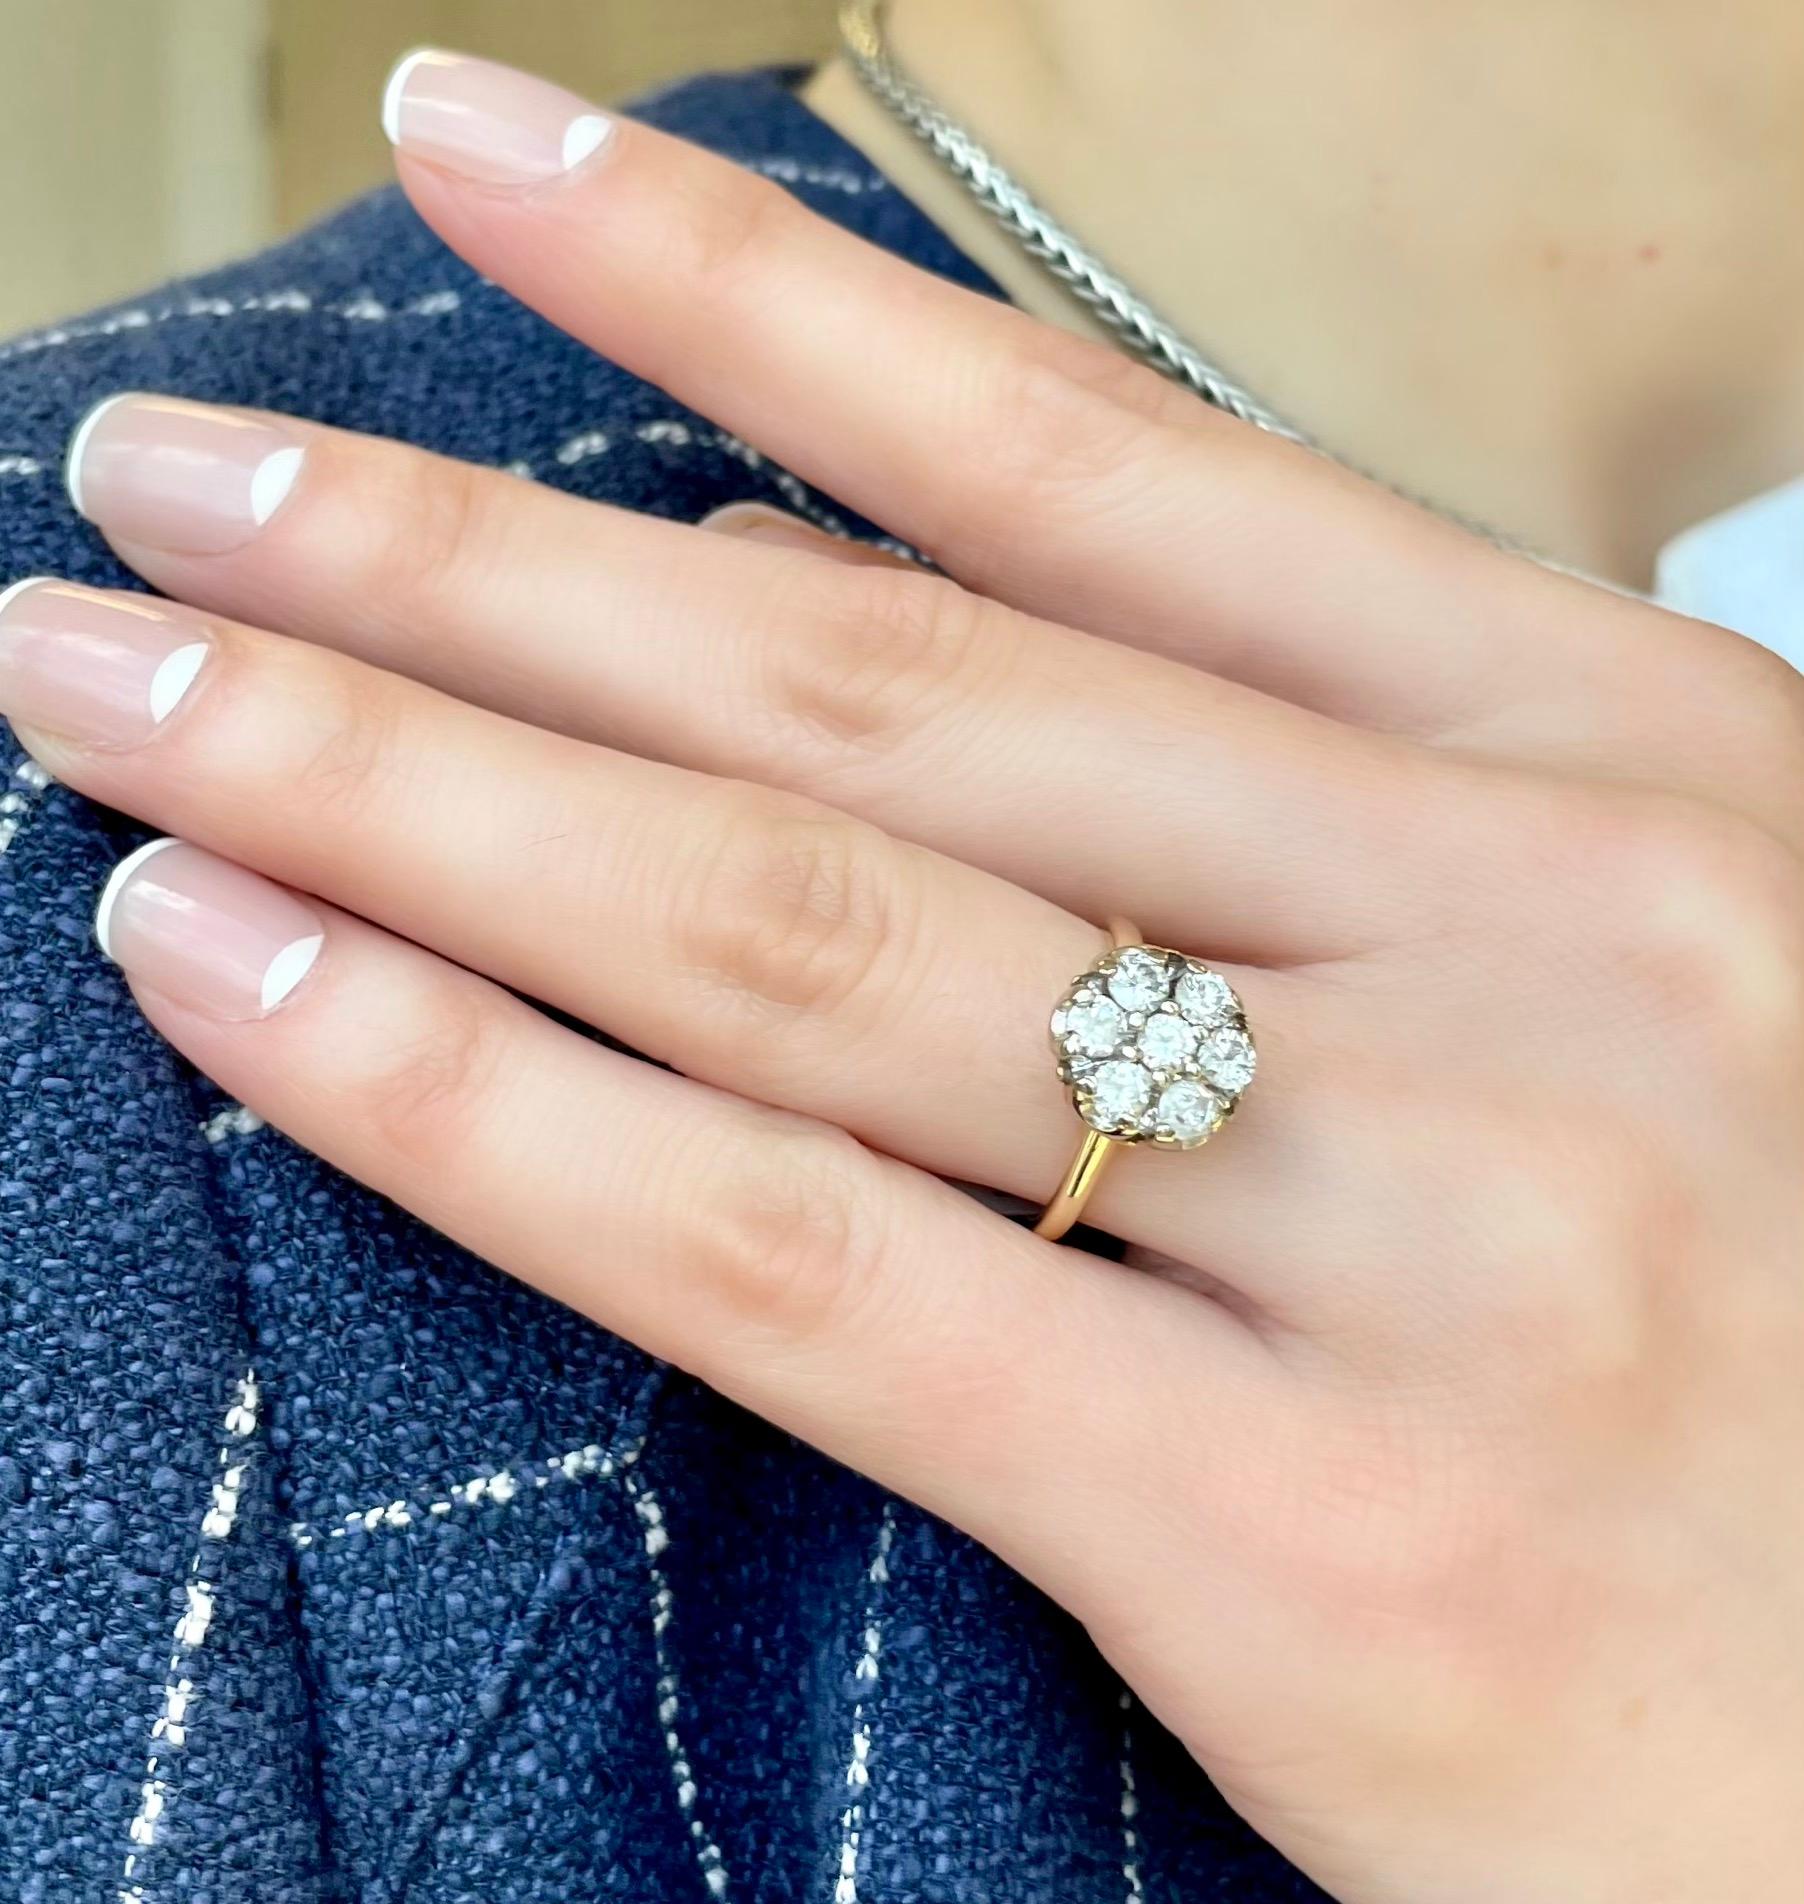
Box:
(0, 580, 210, 746)
(67, 394, 305, 555)
(96, 839, 325, 1021)
(382, 49, 614, 186)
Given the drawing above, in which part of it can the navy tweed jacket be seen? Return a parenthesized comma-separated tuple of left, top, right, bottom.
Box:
(0, 70, 1329, 1904)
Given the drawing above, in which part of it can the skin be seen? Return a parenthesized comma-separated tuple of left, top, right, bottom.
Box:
(809, 0, 1804, 586)
(7, 62, 1804, 1904)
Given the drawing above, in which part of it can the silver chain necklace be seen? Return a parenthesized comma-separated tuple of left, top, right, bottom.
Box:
(837, 0, 1309, 445)
(836, 0, 1521, 546)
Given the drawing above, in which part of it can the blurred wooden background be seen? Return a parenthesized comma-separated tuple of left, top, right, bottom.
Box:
(0, 0, 836, 334)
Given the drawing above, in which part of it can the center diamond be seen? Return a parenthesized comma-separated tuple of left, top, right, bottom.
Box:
(1138, 1010, 1198, 1070)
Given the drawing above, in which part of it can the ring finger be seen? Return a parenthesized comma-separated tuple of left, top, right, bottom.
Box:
(0, 576, 1358, 1316)
(63, 397, 1451, 965)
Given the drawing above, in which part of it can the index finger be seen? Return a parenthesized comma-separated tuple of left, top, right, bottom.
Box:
(378, 49, 1645, 741)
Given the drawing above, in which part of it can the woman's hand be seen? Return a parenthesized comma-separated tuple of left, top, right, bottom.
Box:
(6, 51, 1803, 1902)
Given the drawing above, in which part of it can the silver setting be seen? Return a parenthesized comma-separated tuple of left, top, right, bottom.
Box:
(1049, 943, 1255, 1149)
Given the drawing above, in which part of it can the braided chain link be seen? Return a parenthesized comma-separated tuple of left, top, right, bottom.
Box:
(838, 0, 1309, 442)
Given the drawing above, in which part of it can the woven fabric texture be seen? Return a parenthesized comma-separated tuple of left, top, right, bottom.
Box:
(0, 69, 1328, 1904)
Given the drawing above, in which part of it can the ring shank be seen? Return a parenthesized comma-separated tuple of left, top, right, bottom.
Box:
(1034, 916, 1140, 1243)
(1032, 1127, 1119, 1241)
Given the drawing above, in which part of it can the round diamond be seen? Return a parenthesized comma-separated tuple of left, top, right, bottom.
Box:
(1106, 948, 1171, 1013)
(1059, 993, 1128, 1058)
(1175, 966, 1236, 1025)
(1157, 1079, 1221, 1146)
(1199, 1025, 1257, 1092)
(1085, 1059, 1153, 1130)
(1137, 1010, 1198, 1070)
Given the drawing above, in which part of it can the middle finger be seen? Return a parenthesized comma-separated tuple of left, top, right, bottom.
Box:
(63, 399, 1451, 964)
(0, 576, 1358, 1318)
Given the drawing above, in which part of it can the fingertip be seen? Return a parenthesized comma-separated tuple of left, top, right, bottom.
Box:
(381, 47, 437, 147)
(0, 575, 53, 622)
(94, 834, 183, 959)
(65, 392, 135, 520)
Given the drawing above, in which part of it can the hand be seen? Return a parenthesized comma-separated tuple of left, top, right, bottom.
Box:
(5, 52, 1802, 1902)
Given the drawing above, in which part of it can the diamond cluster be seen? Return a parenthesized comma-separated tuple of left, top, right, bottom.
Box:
(1049, 944, 1255, 1148)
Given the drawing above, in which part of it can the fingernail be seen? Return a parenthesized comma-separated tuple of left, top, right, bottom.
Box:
(381, 49, 614, 186)
(97, 839, 325, 1021)
(68, 395, 305, 555)
(700, 503, 839, 550)
(0, 580, 210, 747)
(700, 503, 904, 567)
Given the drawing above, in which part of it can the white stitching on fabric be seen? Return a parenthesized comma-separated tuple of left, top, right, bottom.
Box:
(745, 157, 889, 196)
(672, 426, 854, 536)
(624, 1472, 731, 1899)
(832, 1502, 897, 1904)
(287, 1434, 646, 1550)
(0, 453, 42, 477)
(540, 418, 864, 542)
(286, 1437, 731, 1896)
(1118, 1688, 1146, 1904)
(0, 758, 53, 857)
(555, 429, 611, 465)
(118, 1368, 260, 1904)
(0, 289, 464, 365)
(199, 1104, 265, 1145)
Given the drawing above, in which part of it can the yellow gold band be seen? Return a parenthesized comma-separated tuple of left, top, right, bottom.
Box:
(1032, 1126, 1120, 1241)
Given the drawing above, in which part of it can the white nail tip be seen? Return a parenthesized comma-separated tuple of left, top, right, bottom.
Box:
(0, 575, 51, 622)
(249, 446, 304, 527)
(381, 49, 436, 146)
(65, 393, 132, 519)
(94, 835, 183, 960)
(562, 114, 611, 171)
(260, 933, 323, 1012)
(147, 641, 209, 724)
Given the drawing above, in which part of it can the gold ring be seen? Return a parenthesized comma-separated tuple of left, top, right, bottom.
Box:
(1035, 917, 1256, 1242)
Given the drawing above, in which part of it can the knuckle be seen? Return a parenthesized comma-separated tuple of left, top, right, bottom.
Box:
(1564, 793, 1804, 1048)
(273, 653, 411, 834)
(657, 165, 799, 307)
(350, 972, 505, 1175)
(757, 564, 998, 773)
(682, 788, 915, 1033)
(1478, 1120, 1657, 1326)
(956, 329, 1191, 544)
(1673, 621, 1804, 776)
(348, 447, 488, 634)
(682, 1113, 881, 1351)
